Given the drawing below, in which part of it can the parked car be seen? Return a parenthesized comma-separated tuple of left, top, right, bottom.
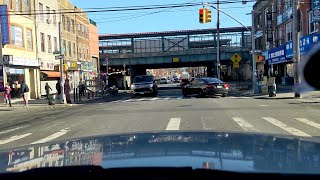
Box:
(159, 77, 167, 84)
(131, 75, 158, 97)
(182, 77, 229, 97)
(172, 77, 179, 83)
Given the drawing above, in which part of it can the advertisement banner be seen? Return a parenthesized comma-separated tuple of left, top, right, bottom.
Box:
(0, 5, 10, 45)
(266, 12, 273, 42)
(267, 45, 286, 64)
(312, 0, 320, 22)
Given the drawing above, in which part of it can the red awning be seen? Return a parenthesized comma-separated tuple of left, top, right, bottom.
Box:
(41, 71, 61, 78)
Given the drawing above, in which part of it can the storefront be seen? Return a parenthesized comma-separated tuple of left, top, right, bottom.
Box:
(267, 45, 293, 85)
(39, 59, 60, 96)
(3, 56, 40, 99)
(66, 60, 81, 91)
(81, 61, 95, 81)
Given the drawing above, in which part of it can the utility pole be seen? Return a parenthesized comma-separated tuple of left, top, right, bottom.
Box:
(251, 10, 259, 94)
(216, 0, 221, 79)
(292, 0, 300, 97)
(59, 3, 66, 104)
(0, 12, 3, 104)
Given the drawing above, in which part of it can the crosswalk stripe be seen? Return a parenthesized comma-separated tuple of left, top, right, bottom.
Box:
(150, 97, 159, 100)
(177, 96, 183, 99)
(262, 117, 311, 137)
(166, 118, 181, 130)
(0, 125, 30, 135)
(124, 99, 132, 102)
(0, 133, 32, 145)
(137, 98, 146, 101)
(164, 97, 170, 100)
(295, 118, 320, 129)
(31, 129, 71, 145)
(232, 117, 260, 132)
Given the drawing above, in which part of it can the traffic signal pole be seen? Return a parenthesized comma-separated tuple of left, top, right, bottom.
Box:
(292, 0, 300, 98)
(216, 0, 221, 79)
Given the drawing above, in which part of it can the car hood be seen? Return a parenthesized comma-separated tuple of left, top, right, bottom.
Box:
(1, 131, 320, 174)
(132, 82, 153, 85)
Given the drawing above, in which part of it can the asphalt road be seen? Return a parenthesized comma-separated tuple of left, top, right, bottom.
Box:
(1, 86, 320, 150)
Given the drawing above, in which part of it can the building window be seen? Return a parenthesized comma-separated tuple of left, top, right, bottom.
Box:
(85, 27, 88, 38)
(40, 32, 45, 52)
(73, 42, 76, 56)
(10, 25, 23, 47)
(26, 29, 32, 50)
(5, 0, 12, 9)
(277, 28, 283, 45)
(277, 0, 281, 16)
(47, 35, 52, 53)
(39, 3, 43, 21)
(54, 37, 58, 52)
(52, 10, 56, 25)
(81, 24, 84, 37)
(83, 47, 86, 59)
(25, 0, 30, 13)
(78, 23, 80, 34)
(68, 41, 71, 57)
(71, 19, 74, 33)
(46, 6, 50, 23)
(62, 15, 65, 30)
(264, 8, 269, 27)
(284, 0, 292, 11)
(15, 0, 21, 12)
(286, 21, 293, 41)
(66, 17, 70, 32)
(63, 40, 66, 55)
(308, 11, 318, 34)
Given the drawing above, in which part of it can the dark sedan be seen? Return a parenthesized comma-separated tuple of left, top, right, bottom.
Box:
(182, 77, 229, 97)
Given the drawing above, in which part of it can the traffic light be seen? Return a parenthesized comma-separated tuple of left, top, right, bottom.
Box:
(206, 9, 212, 23)
(199, 8, 205, 23)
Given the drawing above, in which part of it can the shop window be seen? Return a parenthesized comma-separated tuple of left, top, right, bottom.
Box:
(11, 25, 24, 47)
(26, 29, 32, 50)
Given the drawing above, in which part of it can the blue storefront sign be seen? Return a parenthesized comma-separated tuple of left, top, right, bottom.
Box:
(285, 41, 293, 59)
(0, 5, 10, 45)
(300, 33, 320, 55)
(312, 0, 320, 22)
(268, 45, 286, 64)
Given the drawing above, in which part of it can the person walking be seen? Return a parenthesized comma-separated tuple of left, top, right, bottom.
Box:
(4, 82, 12, 107)
(45, 83, 52, 99)
(56, 80, 61, 97)
(21, 81, 29, 106)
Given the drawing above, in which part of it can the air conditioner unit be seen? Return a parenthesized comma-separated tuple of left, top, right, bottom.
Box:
(46, 19, 51, 24)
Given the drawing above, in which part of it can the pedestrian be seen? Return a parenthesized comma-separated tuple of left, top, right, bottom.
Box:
(78, 81, 83, 96)
(45, 83, 52, 99)
(56, 80, 61, 97)
(258, 70, 264, 93)
(4, 82, 12, 107)
(21, 81, 29, 106)
(64, 78, 72, 104)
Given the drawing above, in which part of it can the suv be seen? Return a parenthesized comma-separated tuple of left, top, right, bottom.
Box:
(131, 75, 158, 97)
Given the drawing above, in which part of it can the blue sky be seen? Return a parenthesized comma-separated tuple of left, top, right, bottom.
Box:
(70, 0, 255, 34)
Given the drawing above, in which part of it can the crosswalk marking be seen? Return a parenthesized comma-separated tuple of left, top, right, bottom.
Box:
(232, 117, 260, 132)
(150, 97, 159, 101)
(0, 125, 29, 135)
(124, 99, 132, 102)
(166, 118, 181, 130)
(137, 98, 146, 101)
(295, 118, 320, 130)
(164, 97, 170, 100)
(177, 96, 183, 99)
(31, 129, 71, 145)
(0, 133, 32, 145)
(262, 117, 311, 137)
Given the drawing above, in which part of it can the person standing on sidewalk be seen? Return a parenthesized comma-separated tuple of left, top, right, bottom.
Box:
(4, 82, 12, 107)
(56, 80, 61, 98)
(21, 81, 29, 106)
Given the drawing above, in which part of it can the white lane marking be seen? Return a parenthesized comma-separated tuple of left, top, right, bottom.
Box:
(164, 97, 170, 100)
(295, 118, 320, 130)
(166, 118, 181, 130)
(259, 105, 269, 107)
(0, 125, 30, 135)
(137, 98, 146, 101)
(0, 133, 32, 145)
(31, 129, 71, 145)
(177, 96, 183, 100)
(150, 97, 159, 101)
(262, 117, 311, 137)
(124, 99, 133, 102)
(110, 100, 122, 103)
(232, 117, 260, 132)
(191, 97, 196, 99)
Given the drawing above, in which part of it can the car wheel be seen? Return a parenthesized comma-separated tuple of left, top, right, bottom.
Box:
(198, 90, 206, 98)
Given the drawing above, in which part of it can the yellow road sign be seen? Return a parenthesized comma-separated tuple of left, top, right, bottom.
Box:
(231, 54, 242, 63)
(233, 62, 240, 68)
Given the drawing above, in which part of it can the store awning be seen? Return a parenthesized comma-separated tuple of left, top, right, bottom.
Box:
(41, 71, 61, 78)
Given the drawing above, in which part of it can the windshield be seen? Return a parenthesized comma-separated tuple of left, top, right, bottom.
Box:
(1, 0, 320, 175)
(133, 76, 153, 83)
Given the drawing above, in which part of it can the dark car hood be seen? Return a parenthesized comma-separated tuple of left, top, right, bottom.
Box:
(1, 131, 320, 174)
(133, 81, 153, 85)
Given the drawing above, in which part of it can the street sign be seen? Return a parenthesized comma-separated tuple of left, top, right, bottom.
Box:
(312, 0, 320, 22)
(266, 12, 273, 42)
(231, 54, 241, 63)
(53, 51, 60, 55)
(105, 58, 109, 63)
(55, 55, 64, 60)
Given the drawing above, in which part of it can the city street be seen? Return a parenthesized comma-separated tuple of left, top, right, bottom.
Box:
(0, 86, 320, 151)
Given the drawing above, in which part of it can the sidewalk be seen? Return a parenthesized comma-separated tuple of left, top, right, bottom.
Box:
(1, 90, 129, 108)
(228, 81, 320, 100)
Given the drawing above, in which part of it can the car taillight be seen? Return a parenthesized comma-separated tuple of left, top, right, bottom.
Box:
(224, 84, 229, 89)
